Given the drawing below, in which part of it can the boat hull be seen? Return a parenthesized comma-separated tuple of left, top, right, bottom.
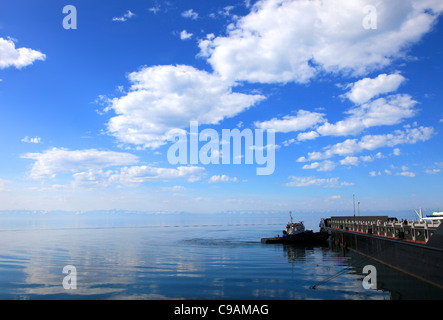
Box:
(328, 227, 443, 289)
(261, 231, 329, 244)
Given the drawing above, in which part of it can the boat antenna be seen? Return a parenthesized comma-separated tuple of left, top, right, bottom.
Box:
(353, 194, 355, 217)
(289, 211, 293, 224)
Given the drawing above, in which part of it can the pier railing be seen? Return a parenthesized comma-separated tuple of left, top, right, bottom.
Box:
(325, 216, 441, 243)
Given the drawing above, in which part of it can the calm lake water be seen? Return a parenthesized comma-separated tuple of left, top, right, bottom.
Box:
(0, 213, 442, 300)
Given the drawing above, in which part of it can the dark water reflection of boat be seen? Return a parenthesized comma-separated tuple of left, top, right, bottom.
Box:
(278, 243, 443, 300)
(327, 244, 443, 299)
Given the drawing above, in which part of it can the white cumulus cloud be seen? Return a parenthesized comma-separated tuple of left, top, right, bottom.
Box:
(254, 110, 325, 133)
(106, 65, 265, 149)
(21, 148, 139, 179)
(21, 136, 42, 144)
(181, 9, 198, 20)
(112, 10, 135, 22)
(73, 166, 205, 188)
(316, 94, 418, 137)
(199, 0, 443, 84)
(301, 125, 434, 162)
(180, 30, 193, 40)
(343, 73, 406, 104)
(340, 156, 360, 166)
(111, 165, 205, 184)
(302, 160, 336, 172)
(208, 175, 238, 183)
(285, 176, 353, 187)
(0, 37, 46, 69)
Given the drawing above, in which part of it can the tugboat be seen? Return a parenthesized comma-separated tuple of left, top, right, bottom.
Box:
(261, 212, 329, 244)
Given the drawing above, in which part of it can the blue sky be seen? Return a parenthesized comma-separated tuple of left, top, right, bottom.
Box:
(0, 0, 442, 214)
